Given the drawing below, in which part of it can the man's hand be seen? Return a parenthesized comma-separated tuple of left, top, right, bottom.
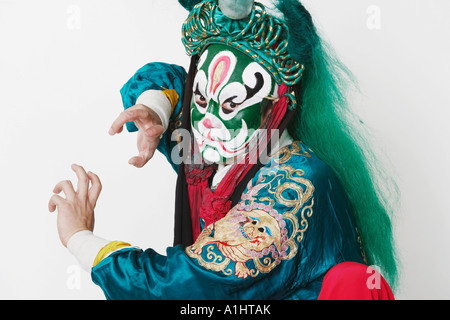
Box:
(108, 104, 164, 168)
(48, 164, 102, 247)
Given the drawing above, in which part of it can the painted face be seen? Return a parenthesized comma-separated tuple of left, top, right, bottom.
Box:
(190, 44, 278, 164)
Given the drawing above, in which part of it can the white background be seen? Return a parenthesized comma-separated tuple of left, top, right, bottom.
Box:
(0, 0, 449, 300)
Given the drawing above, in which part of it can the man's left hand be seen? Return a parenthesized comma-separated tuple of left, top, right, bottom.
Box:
(49, 164, 102, 247)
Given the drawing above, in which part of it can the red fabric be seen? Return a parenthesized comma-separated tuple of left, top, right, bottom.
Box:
(318, 262, 395, 300)
(185, 165, 216, 238)
(186, 84, 290, 241)
(199, 188, 232, 227)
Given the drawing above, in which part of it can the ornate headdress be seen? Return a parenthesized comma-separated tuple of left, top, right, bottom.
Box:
(181, 1, 304, 87)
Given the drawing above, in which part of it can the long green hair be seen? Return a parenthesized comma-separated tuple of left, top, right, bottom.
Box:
(276, 0, 399, 290)
(178, 0, 400, 290)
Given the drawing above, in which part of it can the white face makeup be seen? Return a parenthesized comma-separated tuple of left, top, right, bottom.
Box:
(190, 44, 277, 164)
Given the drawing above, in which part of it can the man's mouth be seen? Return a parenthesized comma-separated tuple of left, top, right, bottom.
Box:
(194, 119, 250, 154)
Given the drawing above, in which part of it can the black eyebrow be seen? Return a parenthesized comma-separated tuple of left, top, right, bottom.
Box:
(223, 95, 238, 103)
(244, 72, 264, 100)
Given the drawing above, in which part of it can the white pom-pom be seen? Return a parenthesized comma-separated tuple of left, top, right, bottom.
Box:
(218, 0, 254, 20)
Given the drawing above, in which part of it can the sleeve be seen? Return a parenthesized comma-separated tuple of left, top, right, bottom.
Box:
(120, 62, 187, 171)
(89, 144, 366, 300)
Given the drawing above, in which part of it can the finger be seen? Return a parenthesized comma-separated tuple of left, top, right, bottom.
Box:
(111, 125, 123, 135)
(109, 110, 128, 136)
(71, 164, 89, 197)
(128, 155, 147, 168)
(53, 180, 76, 199)
(87, 171, 102, 206)
(48, 194, 65, 212)
(109, 107, 150, 136)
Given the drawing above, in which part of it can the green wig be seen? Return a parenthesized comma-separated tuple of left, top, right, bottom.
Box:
(275, 0, 399, 290)
(178, 0, 400, 290)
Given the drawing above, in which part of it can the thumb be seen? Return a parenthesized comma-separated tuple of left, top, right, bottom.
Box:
(128, 150, 155, 168)
(145, 124, 164, 138)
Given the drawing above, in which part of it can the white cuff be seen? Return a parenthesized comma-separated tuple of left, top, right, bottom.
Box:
(136, 90, 172, 132)
(66, 230, 111, 272)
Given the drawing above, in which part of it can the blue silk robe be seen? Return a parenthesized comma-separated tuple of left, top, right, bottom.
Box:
(91, 63, 366, 300)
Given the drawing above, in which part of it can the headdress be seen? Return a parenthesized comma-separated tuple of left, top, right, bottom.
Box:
(182, 1, 304, 87)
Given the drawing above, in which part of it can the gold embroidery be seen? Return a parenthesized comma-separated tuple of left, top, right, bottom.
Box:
(356, 228, 368, 264)
(186, 143, 315, 279)
(273, 141, 311, 164)
(169, 109, 183, 132)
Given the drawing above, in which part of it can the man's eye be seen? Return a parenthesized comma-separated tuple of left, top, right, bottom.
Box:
(194, 89, 207, 108)
(196, 93, 206, 101)
(221, 96, 240, 114)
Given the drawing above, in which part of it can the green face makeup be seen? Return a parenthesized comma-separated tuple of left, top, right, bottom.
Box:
(191, 44, 277, 164)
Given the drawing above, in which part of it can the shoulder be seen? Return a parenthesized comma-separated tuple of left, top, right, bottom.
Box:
(242, 140, 349, 229)
(135, 62, 187, 76)
(240, 141, 336, 231)
(249, 141, 337, 191)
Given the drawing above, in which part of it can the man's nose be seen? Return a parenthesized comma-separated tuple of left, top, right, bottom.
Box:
(202, 118, 213, 129)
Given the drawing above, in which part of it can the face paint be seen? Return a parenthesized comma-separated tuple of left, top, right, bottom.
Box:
(191, 44, 278, 164)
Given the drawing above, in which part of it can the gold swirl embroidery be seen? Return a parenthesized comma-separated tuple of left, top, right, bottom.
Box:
(253, 256, 277, 274)
(186, 244, 231, 272)
(259, 197, 275, 206)
(169, 109, 183, 132)
(206, 245, 226, 264)
(223, 268, 234, 276)
(296, 199, 314, 245)
(356, 228, 368, 264)
(273, 141, 311, 164)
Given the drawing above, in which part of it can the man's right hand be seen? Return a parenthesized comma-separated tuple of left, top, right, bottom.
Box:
(109, 104, 164, 168)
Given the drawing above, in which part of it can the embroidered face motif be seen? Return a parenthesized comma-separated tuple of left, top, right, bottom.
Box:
(238, 211, 282, 253)
(191, 44, 277, 164)
(189, 208, 282, 279)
